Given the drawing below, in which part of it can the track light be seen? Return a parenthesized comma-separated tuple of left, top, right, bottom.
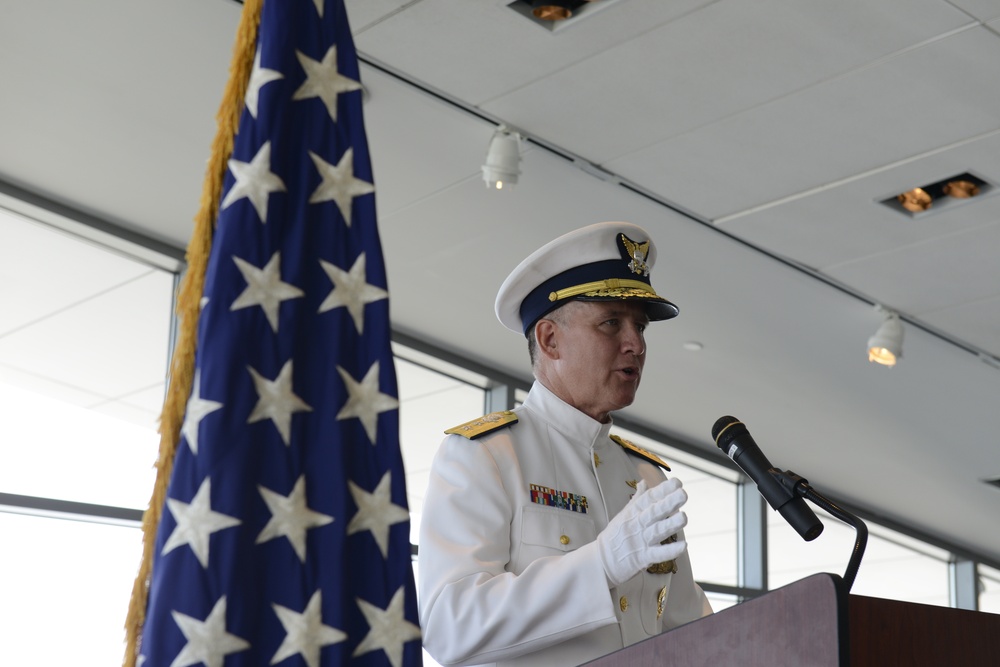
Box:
(482, 125, 521, 191)
(868, 307, 904, 367)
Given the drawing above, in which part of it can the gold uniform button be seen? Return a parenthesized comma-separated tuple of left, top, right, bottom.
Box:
(619, 596, 629, 612)
(559, 535, 570, 545)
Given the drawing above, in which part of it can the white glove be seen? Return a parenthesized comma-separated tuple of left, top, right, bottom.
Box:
(597, 477, 689, 588)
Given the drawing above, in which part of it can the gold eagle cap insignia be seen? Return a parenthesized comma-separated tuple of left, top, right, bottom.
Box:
(620, 234, 651, 277)
(445, 410, 518, 440)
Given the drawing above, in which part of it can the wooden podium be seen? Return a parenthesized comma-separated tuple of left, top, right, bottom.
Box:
(584, 573, 1000, 666)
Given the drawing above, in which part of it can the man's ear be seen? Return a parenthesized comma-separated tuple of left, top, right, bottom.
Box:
(534, 319, 560, 360)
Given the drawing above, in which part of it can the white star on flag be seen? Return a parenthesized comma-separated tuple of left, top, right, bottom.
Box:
(180, 370, 223, 455)
(245, 48, 283, 118)
(335, 360, 398, 444)
(270, 590, 347, 667)
(247, 359, 313, 446)
(257, 475, 334, 562)
(347, 471, 410, 559)
(221, 141, 287, 223)
(293, 46, 362, 122)
(307, 147, 374, 226)
(231, 252, 305, 333)
(162, 478, 241, 568)
(352, 587, 422, 667)
(318, 253, 387, 334)
(170, 596, 250, 667)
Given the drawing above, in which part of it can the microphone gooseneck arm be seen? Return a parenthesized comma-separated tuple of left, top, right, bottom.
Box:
(775, 469, 869, 592)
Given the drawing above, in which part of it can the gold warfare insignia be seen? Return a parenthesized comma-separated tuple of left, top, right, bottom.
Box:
(619, 233, 651, 277)
(610, 434, 671, 471)
(657, 585, 667, 620)
(445, 411, 518, 440)
(647, 534, 679, 575)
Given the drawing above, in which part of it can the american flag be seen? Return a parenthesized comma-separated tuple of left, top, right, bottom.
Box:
(137, 1, 422, 666)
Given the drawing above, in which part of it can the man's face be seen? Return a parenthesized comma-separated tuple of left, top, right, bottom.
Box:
(541, 300, 649, 423)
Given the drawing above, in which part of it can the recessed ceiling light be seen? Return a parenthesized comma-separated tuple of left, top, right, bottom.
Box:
(508, 0, 626, 31)
(881, 172, 993, 218)
(942, 179, 980, 199)
(531, 0, 575, 20)
(896, 188, 932, 213)
(683, 341, 704, 352)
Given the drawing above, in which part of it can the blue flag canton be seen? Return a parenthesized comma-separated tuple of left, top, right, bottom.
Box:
(139, 1, 422, 666)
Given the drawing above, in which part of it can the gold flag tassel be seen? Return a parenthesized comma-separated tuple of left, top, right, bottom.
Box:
(121, 1, 263, 664)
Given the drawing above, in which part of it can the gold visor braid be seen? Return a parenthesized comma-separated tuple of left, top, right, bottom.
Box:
(548, 278, 658, 302)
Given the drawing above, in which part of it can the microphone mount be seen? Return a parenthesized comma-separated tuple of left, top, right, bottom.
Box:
(773, 468, 869, 593)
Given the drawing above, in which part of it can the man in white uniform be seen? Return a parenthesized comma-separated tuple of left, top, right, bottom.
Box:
(418, 222, 713, 667)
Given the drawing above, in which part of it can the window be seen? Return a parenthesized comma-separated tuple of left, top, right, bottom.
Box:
(769, 509, 951, 606)
(980, 564, 1000, 614)
(0, 206, 177, 665)
(0, 513, 143, 664)
(394, 350, 488, 543)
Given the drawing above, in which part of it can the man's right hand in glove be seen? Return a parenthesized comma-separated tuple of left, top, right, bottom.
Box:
(596, 477, 689, 588)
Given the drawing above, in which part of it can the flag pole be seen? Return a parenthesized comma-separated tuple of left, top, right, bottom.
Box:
(122, 1, 263, 664)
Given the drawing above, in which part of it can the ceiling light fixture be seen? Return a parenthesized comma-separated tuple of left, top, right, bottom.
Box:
(883, 172, 991, 217)
(868, 306, 904, 367)
(896, 187, 932, 213)
(509, 0, 621, 31)
(482, 125, 522, 191)
(531, 0, 576, 20)
(942, 179, 980, 199)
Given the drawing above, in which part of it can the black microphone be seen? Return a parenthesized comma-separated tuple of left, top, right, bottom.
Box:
(713, 415, 824, 542)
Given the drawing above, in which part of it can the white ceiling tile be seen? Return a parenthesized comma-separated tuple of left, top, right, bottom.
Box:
(483, 0, 973, 162)
(0, 209, 154, 335)
(920, 295, 1000, 354)
(90, 399, 162, 431)
(950, 0, 1000, 22)
(0, 363, 104, 409)
(610, 26, 1000, 219)
(825, 221, 1000, 322)
(345, 0, 413, 32)
(0, 271, 174, 399)
(353, 0, 715, 105)
(115, 382, 169, 415)
(0, 0, 239, 248)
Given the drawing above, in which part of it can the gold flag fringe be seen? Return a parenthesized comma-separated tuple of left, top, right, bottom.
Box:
(122, 1, 263, 664)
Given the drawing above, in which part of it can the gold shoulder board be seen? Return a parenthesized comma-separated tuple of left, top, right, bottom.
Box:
(445, 410, 518, 440)
(610, 434, 671, 471)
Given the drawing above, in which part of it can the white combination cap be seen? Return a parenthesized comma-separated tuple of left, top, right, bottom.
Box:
(495, 221, 678, 334)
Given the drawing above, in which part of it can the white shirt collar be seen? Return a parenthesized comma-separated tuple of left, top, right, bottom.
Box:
(522, 380, 613, 448)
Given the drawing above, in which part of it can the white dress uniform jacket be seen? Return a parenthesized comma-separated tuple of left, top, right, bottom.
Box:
(419, 381, 712, 667)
